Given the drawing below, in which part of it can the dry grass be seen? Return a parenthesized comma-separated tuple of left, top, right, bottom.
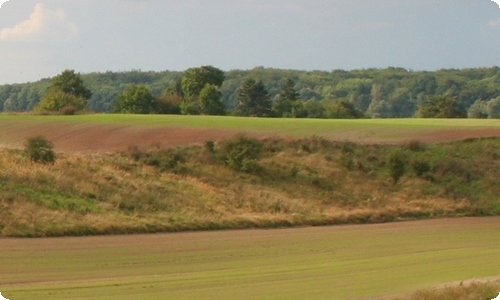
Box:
(0, 136, 499, 237)
(395, 278, 500, 300)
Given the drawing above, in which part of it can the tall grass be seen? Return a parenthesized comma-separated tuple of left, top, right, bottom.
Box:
(0, 136, 499, 237)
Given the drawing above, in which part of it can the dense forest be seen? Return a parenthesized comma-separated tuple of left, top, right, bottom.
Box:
(1, 66, 500, 118)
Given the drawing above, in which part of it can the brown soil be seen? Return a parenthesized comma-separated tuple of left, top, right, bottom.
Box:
(1, 216, 497, 249)
(3, 122, 500, 153)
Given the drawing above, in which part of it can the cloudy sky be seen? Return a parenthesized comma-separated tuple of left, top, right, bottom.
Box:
(0, 0, 499, 84)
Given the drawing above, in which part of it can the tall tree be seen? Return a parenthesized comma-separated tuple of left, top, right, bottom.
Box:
(235, 78, 272, 117)
(36, 69, 91, 113)
(181, 66, 225, 99)
(49, 70, 92, 100)
(199, 84, 225, 115)
(114, 84, 155, 114)
(273, 78, 300, 117)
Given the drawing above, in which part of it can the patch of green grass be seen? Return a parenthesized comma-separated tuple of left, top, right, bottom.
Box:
(1, 218, 499, 300)
(0, 114, 499, 144)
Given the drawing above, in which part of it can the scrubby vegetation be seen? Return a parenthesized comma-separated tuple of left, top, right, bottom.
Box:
(23, 135, 56, 164)
(0, 135, 499, 237)
(396, 278, 500, 300)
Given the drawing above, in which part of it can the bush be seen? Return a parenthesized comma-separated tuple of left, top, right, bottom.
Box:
(387, 149, 406, 184)
(411, 158, 432, 177)
(36, 90, 86, 113)
(24, 136, 56, 164)
(60, 105, 77, 115)
(218, 135, 263, 172)
(406, 139, 426, 152)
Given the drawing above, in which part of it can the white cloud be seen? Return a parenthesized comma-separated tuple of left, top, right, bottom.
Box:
(0, 0, 9, 9)
(0, 3, 78, 42)
(491, 0, 500, 9)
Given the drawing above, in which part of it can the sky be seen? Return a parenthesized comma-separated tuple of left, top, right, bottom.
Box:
(0, 0, 499, 84)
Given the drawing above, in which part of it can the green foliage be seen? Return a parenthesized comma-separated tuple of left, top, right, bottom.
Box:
(24, 136, 56, 164)
(467, 100, 488, 118)
(411, 158, 433, 178)
(49, 69, 92, 100)
(125, 145, 187, 172)
(154, 93, 182, 114)
(199, 84, 225, 115)
(418, 96, 466, 118)
(323, 99, 364, 118)
(114, 84, 155, 114)
(273, 78, 301, 117)
(35, 89, 87, 113)
(387, 149, 407, 184)
(235, 78, 273, 117)
(487, 97, 500, 118)
(181, 66, 225, 99)
(218, 135, 264, 172)
(2, 67, 500, 118)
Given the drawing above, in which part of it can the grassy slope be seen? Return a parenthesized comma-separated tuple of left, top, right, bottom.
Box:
(0, 135, 499, 237)
(1, 218, 499, 300)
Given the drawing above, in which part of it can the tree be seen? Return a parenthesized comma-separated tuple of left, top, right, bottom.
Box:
(467, 100, 488, 118)
(273, 78, 300, 117)
(199, 84, 225, 115)
(114, 84, 155, 114)
(35, 89, 86, 113)
(387, 149, 406, 184)
(323, 99, 364, 119)
(24, 136, 56, 164)
(181, 66, 225, 99)
(486, 97, 500, 118)
(234, 78, 272, 117)
(418, 96, 466, 118)
(49, 70, 92, 100)
(155, 92, 182, 114)
(36, 70, 91, 113)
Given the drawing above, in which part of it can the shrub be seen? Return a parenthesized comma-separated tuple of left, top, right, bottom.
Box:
(387, 149, 406, 184)
(406, 139, 426, 152)
(24, 136, 56, 164)
(411, 158, 432, 177)
(143, 148, 186, 172)
(60, 105, 77, 115)
(218, 135, 263, 172)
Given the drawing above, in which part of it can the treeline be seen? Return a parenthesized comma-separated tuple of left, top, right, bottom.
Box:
(1, 66, 500, 118)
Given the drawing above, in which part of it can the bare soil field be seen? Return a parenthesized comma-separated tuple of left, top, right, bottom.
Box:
(1, 115, 499, 153)
(1, 217, 500, 300)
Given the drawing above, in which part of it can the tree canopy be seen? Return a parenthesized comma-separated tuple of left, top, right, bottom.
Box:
(235, 78, 273, 117)
(114, 84, 155, 114)
(199, 84, 225, 115)
(181, 66, 225, 99)
(418, 96, 467, 118)
(49, 70, 92, 100)
(1, 66, 500, 118)
(35, 70, 91, 113)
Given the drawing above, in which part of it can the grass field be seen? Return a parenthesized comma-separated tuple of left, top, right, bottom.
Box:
(0, 114, 499, 152)
(1, 217, 499, 300)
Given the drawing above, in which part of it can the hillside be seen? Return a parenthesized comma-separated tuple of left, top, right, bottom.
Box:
(1, 131, 499, 237)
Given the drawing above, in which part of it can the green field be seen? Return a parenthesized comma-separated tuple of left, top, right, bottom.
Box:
(1, 217, 499, 300)
(1, 114, 499, 147)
